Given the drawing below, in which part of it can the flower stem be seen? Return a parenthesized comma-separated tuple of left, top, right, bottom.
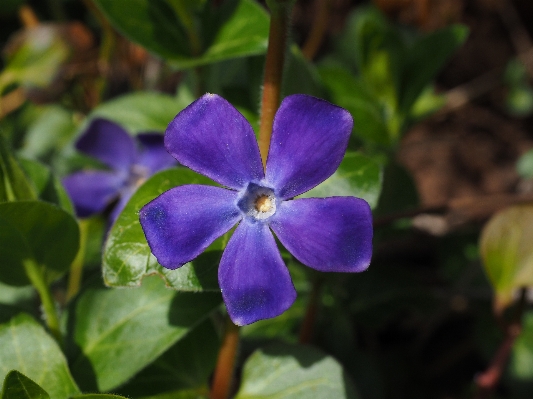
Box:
(210, 317, 240, 399)
(258, 0, 294, 167)
(301, 0, 330, 61)
(298, 275, 323, 344)
(66, 219, 89, 302)
(23, 259, 63, 345)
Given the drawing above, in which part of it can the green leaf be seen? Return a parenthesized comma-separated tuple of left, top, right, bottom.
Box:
(282, 45, 325, 98)
(103, 168, 221, 291)
(18, 158, 74, 214)
(0, 201, 79, 286)
(517, 149, 533, 179)
(0, 282, 35, 324)
(69, 275, 221, 392)
(0, 26, 69, 93)
(0, 314, 80, 399)
(234, 343, 360, 399)
(70, 395, 128, 399)
(18, 105, 77, 160)
(92, 0, 269, 69)
(1, 371, 50, 399)
(89, 92, 189, 134)
(318, 64, 390, 146)
(480, 205, 533, 313)
(0, 135, 35, 202)
(398, 24, 468, 114)
(300, 151, 383, 209)
(510, 311, 533, 380)
(116, 319, 219, 397)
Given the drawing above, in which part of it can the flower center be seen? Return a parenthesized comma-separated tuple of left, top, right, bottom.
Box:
(255, 195, 273, 213)
(237, 183, 277, 221)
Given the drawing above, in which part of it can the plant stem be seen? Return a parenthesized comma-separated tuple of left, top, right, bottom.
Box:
(474, 288, 527, 399)
(23, 259, 63, 345)
(66, 219, 89, 302)
(210, 317, 240, 399)
(298, 275, 323, 344)
(302, 0, 330, 60)
(258, 0, 293, 167)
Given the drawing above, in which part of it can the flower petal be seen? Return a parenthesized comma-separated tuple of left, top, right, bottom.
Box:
(136, 133, 176, 174)
(165, 94, 264, 190)
(139, 185, 241, 269)
(219, 220, 296, 325)
(265, 95, 353, 199)
(63, 171, 125, 217)
(270, 197, 373, 272)
(76, 119, 137, 172)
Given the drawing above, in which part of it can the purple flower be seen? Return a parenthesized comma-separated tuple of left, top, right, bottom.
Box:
(63, 118, 176, 222)
(139, 94, 373, 325)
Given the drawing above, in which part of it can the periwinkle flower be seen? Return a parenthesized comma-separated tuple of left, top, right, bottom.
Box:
(63, 118, 176, 222)
(139, 94, 373, 325)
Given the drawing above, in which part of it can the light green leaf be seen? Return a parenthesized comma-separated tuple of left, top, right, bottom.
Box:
(510, 311, 533, 380)
(103, 168, 221, 291)
(1, 371, 50, 399)
(0, 135, 36, 202)
(0, 201, 79, 286)
(89, 92, 189, 134)
(92, 0, 269, 69)
(0, 314, 80, 399)
(480, 205, 533, 313)
(517, 149, 533, 179)
(70, 275, 221, 392)
(116, 319, 219, 397)
(235, 343, 360, 399)
(300, 151, 383, 209)
(18, 158, 74, 214)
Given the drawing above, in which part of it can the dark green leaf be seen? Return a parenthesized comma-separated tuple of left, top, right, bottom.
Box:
(300, 151, 383, 209)
(282, 45, 325, 98)
(1, 371, 49, 399)
(0, 201, 79, 286)
(0, 135, 35, 202)
(234, 343, 360, 399)
(398, 25, 468, 114)
(18, 158, 74, 214)
(103, 168, 221, 291)
(89, 92, 190, 134)
(70, 275, 221, 392)
(92, 0, 269, 69)
(0, 282, 35, 324)
(116, 319, 219, 397)
(0, 314, 80, 399)
(480, 205, 533, 313)
(318, 64, 390, 146)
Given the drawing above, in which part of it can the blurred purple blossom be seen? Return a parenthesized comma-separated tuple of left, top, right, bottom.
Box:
(63, 118, 176, 222)
(139, 94, 373, 325)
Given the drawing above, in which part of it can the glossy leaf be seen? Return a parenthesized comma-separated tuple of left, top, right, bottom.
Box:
(116, 319, 219, 397)
(480, 205, 533, 313)
(0, 314, 80, 399)
(1, 371, 49, 399)
(300, 151, 383, 209)
(89, 92, 190, 134)
(103, 168, 221, 291)
(69, 275, 221, 392)
(18, 158, 74, 214)
(92, 0, 269, 69)
(234, 343, 360, 399)
(0, 201, 79, 286)
(0, 134, 35, 202)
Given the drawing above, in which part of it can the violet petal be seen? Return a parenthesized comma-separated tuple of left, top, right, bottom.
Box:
(136, 133, 176, 174)
(63, 170, 125, 217)
(139, 184, 242, 269)
(165, 94, 264, 190)
(270, 197, 373, 272)
(76, 119, 137, 172)
(265, 95, 353, 199)
(219, 220, 296, 325)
